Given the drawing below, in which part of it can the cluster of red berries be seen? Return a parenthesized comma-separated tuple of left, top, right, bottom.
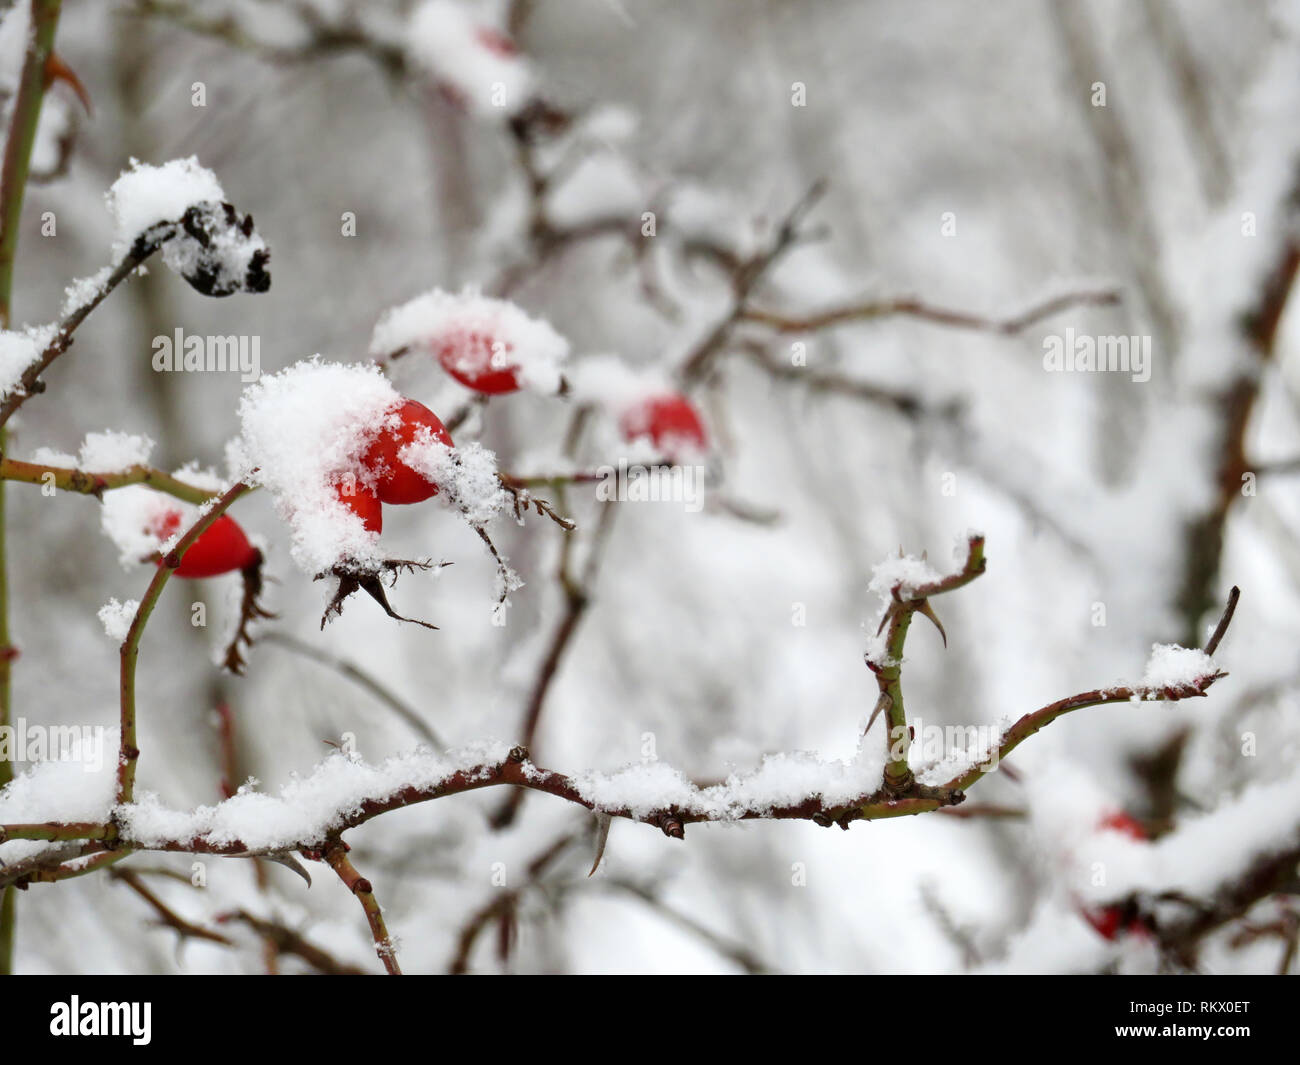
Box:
(158, 331, 711, 579)
(154, 398, 454, 578)
(431, 331, 709, 456)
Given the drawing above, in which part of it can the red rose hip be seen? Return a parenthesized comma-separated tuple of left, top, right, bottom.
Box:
(436, 332, 522, 395)
(620, 393, 708, 455)
(335, 480, 383, 533)
(151, 510, 259, 578)
(360, 399, 455, 505)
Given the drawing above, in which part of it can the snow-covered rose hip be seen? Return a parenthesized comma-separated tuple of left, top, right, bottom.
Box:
(620, 393, 708, 456)
(360, 399, 454, 505)
(435, 332, 522, 395)
(334, 480, 383, 533)
(146, 504, 271, 674)
(369, 289, 569, 396)
(151, 509, 259, 578)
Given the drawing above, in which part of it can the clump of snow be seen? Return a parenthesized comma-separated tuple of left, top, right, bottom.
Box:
(0, 741, 119, 865)
(914, 716, 1013, 785)
(230, 358, 398, 574)
(868, 553, 941, 605)
(0, 327, 54, 401)
(544, 152, 644, 230)
(101, 485, 192, 566)
(370, 287, 569, 394)
(27, 446, 77, 467)
(567, 354, 670, 413)
(666, 184, 760, 259)
(400, 437, 509, 528)
(1140, 644, 1218, 692)
(570, 739, 887, 820)
(106, 159, 268, 296)
(862, 631, 896, 670)
(97, 598, 139, 642)
(170, 461, 226, 494)
(406, 0, 533, 118)
(118, 740, 516, 851)
(106, 157, 226, 254)
(77, 430, 153, 472)
(60, 266, 115, 318)
(575, 105, 638, 145)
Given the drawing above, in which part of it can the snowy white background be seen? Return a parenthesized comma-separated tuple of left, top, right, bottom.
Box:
(2, 0, 1299, 973)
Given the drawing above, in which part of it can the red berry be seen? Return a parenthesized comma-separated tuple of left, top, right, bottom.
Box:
(152, 510, 259, 578)
(1083, 907, 1122, 940)
(1079, 810, 1150, 941)
(620, 393, 708, 455)
(360, 399, 454, 505)
(475, 26, 518, 58)
(334, 480, 383, 534)
(1098, 810, 1146, 841)
(436, 331, 522, 394)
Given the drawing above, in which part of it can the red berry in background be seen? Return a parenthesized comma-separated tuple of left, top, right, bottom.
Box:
(475, 26, 518, 57)
(335, 480, 383, 534)
(151, 510, 259, 578)
(620, 393, 709, 455)
(360, 399, 454, 505)
(1083, 907, 1123, 940)
(1097, 809, 1146, 841)
(436, 331, 522, 394)
(1081, 809, 1150, 941)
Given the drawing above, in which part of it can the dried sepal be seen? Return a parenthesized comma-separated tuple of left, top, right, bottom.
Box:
(318, 558, 449, 631)
(222, 551, 276, 675)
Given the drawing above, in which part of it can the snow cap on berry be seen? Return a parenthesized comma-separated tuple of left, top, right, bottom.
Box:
(406, 1, 533, 118)
(230, 358, 400, 574)
(370, 286, 569, 395)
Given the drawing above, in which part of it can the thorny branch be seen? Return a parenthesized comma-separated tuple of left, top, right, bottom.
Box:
(116, 481, 252, 804)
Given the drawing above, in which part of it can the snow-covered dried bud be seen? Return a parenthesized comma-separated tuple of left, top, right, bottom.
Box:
(164, 201, 271, 297)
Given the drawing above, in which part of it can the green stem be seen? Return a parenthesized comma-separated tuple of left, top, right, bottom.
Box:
(0, 822, 115, 844)
(117, 481, 250, 804)
(0, 457, 218, 504)
(0, 0, 64, 979)
(872, 536, 986, 792)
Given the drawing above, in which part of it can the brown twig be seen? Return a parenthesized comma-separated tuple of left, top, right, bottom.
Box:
(448, 832, 575, 974)
(738, 288, 1121, 337)
(677, 180, 828, 385)
(321, 839, 401, 975)
(108, 868, 234, 947)
(214, 909, 367, 975)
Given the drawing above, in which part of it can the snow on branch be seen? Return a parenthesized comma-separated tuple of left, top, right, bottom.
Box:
(0, 540, 1246, 974)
